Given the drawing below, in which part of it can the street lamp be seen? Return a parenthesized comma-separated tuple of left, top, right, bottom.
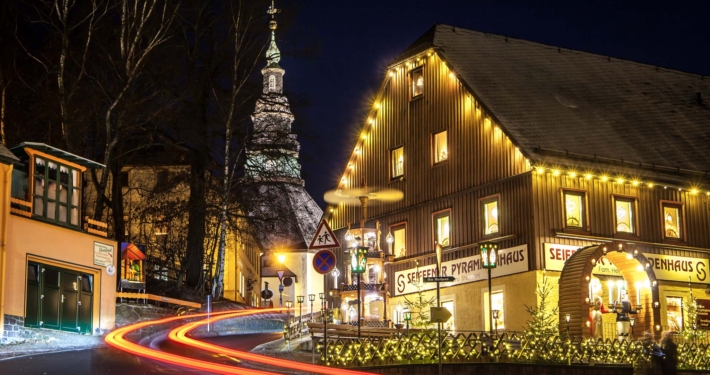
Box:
(480, 242, 499, 337)
(565, 314, 571, 338)
(629, 318, 635, 340)
(492, 310, 500, 337)
(297, 296, 304, 337)
(319, 293, 326, 322)
(285, 300, 293, 342)
(351, 246, 367, 338)
(308, 294, 315, 318)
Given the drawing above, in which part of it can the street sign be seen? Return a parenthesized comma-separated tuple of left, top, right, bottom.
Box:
(313, 249, 337, 275)
(430, 307, 452, 323)
(308, 219, 341, 250)
(277, 270, 285, 280)
(261, 289, 273, 300)
(423, 276, 455, 283)
(283, 277, 293, 287)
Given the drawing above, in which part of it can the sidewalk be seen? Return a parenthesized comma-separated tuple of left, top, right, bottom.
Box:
(0, 328, 105, 360)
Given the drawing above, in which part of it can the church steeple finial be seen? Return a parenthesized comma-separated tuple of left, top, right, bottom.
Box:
(266, 0, 281, 65)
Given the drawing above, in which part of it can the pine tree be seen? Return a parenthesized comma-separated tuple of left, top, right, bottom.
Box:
(680, 295, 707, 342)
(523, 271, 559, 342)
(403, 262, 437, 327)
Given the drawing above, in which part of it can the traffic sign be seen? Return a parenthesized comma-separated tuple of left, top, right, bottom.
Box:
(308, 219, 340, 250)
(261, 289, 273, 300)
(423, 276, 455, 283)
(313, 249, 336, 275)
(430, 307, 452, 323)
(277, 270, 285, 281)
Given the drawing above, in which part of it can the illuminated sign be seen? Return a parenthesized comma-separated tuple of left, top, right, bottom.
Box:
(350, 247, 368, 274)
(480, 242, 498, 268)
(544, 243, 621, 276)
(394, 244, 528, 296)
(643, 253, 709, 284)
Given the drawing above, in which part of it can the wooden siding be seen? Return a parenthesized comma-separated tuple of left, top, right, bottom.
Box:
(329, 52, 530, 231)
(532, 173, 710, 268)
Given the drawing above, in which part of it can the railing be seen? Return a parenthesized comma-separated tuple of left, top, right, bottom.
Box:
(312, 330, 710, 371)
(10, 198, 32, 218)
(284, 311, 323, 340)
(84, 216, 108, 237)
(342, 283, 384, 292)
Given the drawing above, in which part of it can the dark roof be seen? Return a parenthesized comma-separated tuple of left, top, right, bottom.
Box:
(0, 143, 20, 165)
(10, 142, 104, 169)
(397, 25, 710, 181)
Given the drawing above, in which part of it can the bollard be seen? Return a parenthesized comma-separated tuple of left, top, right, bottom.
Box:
(206, 295, 212, 332)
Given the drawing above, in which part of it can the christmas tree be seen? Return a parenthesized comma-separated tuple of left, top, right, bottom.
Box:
(403, 261, 437, 327)
(523, 271, 559, 341)
(680, 290, 707, 342)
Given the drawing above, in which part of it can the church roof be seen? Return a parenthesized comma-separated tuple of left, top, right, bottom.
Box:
(396, 25, 710, 183)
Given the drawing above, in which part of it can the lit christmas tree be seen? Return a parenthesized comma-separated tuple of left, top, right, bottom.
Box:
(523, 271, 559, 340)
(403, 261, 437, 327)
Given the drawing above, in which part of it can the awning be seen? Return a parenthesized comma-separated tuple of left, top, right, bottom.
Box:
(121, 243, 146, 261)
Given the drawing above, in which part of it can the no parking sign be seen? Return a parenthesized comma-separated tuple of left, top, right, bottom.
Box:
(313, 249, 336, 275)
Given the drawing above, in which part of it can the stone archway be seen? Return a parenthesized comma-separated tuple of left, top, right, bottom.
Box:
(558, 241, 660, 338)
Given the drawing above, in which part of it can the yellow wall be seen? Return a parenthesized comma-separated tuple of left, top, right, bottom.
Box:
(4, 215, 117, 332)
(388, 270, 540, 333)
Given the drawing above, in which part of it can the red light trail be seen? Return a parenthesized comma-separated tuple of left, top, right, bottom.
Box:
(106, 307, 374, 375)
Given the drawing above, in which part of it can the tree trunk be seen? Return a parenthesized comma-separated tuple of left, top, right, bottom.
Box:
(110, 160, 125, 244)
(184, 147, 207, 289)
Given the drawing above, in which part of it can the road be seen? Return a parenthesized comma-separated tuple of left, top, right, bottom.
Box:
(0, 333, 283, 375)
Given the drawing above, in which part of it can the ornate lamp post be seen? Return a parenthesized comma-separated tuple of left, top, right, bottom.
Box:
(297, 296, 304, 336)
(629, 318, 635, 340)
(351, 246, 367, 338)
(480, 242, 499, 337)
(319, 293, 326, 322)
(565, 314, 571, 338)
(493, 310, 500, 337)
(308, 294, 315, 319)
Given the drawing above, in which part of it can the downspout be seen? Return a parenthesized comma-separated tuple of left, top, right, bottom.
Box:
(0, 164, 13, 338)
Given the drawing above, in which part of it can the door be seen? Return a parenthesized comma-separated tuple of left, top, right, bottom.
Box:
(41, 266, 61, 329)
(60, 270, 80, 332)
(25, 262, 93, 334)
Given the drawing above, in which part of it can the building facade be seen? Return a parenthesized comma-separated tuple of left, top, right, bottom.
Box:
(1, 143, 117, 341)
(326, 25, 710, 339)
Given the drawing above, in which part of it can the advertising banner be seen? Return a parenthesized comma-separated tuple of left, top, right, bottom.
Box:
(394, 244, 528, 296)
(643, 253, 710, 284)
(544, 243, 621, 276)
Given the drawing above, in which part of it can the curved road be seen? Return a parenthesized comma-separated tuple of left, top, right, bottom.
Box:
(0, 333, 281, 375)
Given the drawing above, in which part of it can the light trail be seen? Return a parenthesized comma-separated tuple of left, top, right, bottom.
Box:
(105, 308, 287, 375)
(168, 310, 375, 375)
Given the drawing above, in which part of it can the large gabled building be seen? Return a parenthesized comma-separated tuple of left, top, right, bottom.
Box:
(326, 24, 710, 338)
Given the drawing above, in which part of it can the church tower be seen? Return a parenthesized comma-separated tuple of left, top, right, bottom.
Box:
(245, 2, 302, 184)
(246, 1, 324, 306)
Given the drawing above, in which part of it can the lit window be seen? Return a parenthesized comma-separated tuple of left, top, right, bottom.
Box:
(666, 296, 684, 332)
(391, 147, 404, 178)
(484, 291, 505, 330)
(434, 211, 451, 247)
(268, 75, 276, 91)
(433, 130, 448, 163)
(662, 203, 683, 239)
(410, 68, 423, 99)
(482, 199, 499, 235)
(614, 198, 635, 234)
(564, 192, 585, 228)
(32, 157, 81, 228)
(391, 224, 406, 258)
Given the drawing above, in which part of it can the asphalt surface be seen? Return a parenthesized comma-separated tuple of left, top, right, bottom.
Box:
(0, 332, 283, 375)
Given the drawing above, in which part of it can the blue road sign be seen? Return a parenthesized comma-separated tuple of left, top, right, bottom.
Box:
(313, 250, 336, 275)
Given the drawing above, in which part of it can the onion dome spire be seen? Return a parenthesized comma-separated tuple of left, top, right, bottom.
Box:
(266, 0, 281, 65)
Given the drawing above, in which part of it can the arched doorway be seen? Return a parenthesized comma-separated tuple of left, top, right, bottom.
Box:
(558, 241, 659, 338)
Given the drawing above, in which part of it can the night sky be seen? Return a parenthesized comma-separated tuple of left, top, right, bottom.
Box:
(279, 0, 710, 209)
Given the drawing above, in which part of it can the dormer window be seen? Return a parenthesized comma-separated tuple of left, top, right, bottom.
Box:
(33, 156, 81, 227)
(268, 75, 276, 92)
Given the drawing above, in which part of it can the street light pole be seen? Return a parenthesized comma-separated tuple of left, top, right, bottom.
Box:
(480, 243, 499, 344)
(297, 296, 304, 337)
(308, 294, 315, 319)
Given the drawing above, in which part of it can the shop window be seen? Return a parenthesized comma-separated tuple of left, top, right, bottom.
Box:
(433, 130, 448, 164)
(484, 290, 505, 331)
(391, 147, 404, 179)
(410, 68, 424, 99)
(433, 210, 451, 247)
(481, 197, 499, 236)
(563, 191, 586, 229)
(614, 197, 636, 234)
(662, 202, 684, 240)
(390, 223, 407, 258)
(666, 296, 683, 332)
(32, 157, 81, 228)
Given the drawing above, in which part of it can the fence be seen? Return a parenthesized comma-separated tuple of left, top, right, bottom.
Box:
(311, 329, 710, 371)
